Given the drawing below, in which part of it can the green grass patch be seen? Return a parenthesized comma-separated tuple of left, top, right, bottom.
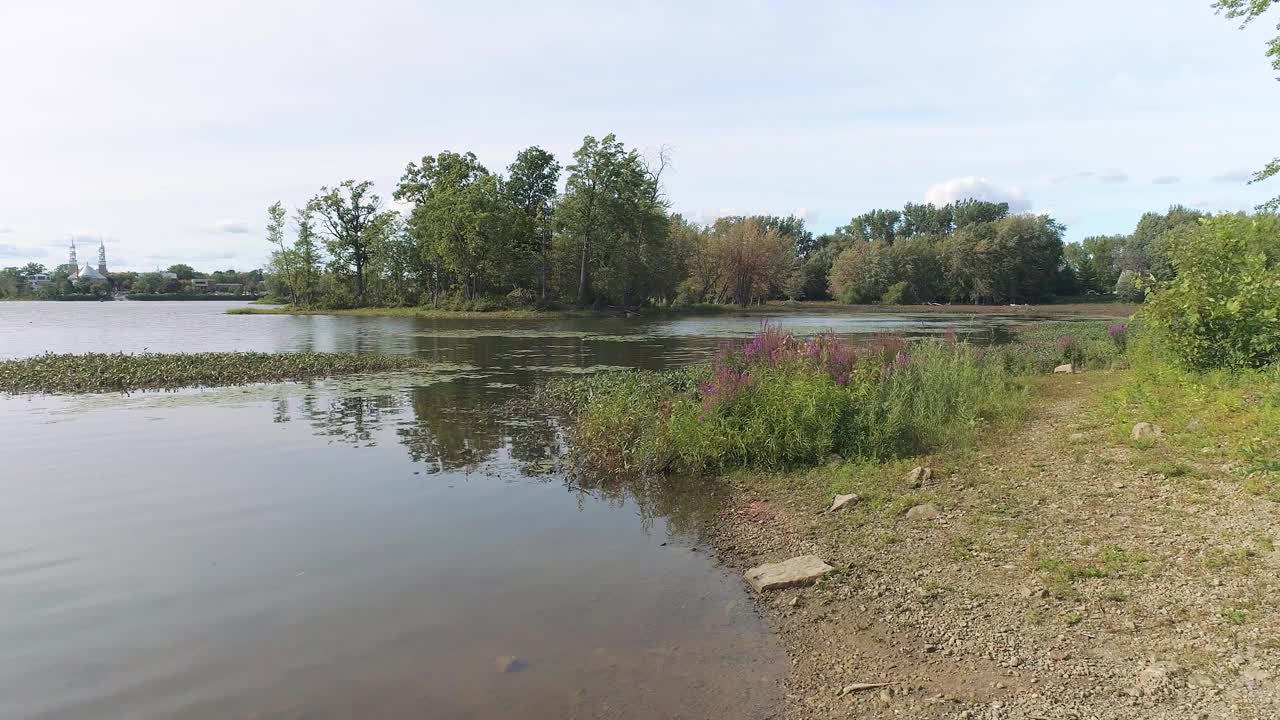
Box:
(0, 352, 433, 394)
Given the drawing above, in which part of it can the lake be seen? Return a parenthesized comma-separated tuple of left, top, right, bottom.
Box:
(0, 301, 1094, 719)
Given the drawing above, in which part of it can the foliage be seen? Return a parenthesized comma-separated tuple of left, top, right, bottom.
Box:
(549, 326, 1028, 476)
(985, 321, 1131, 374)
(1142, 213, 1280, 369)
(881, 280, 915, 305)
(0, 352, 433, 394)
(1213, 1, 1280, 210)
(1114, 270, 1144, 302)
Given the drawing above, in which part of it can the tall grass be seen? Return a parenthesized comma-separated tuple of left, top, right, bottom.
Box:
(546, 326, 1029, 476)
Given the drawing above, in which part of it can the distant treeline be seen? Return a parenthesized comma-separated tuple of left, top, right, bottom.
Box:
(261, 133, 1215, 310)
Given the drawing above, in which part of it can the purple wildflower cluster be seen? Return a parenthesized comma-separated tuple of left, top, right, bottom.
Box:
(1056, 335, 1074, 352)
(698, 324, 920, 414)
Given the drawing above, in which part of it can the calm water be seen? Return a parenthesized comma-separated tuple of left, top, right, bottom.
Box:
(0, 302, 1094, 720)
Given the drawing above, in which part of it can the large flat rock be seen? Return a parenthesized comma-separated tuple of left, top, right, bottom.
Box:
(744, 555, 833, 593)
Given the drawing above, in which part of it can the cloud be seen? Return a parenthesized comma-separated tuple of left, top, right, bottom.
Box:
(0, 227, 14, 235)
(1151, 175, 1181, 185)
(1051, 169, 1129, 184)
(1211, 169, 1254, 183)
(0, 243, 48, 260)
(1051, 171, 1095, 184)
(923, 176, 1031, 213)
(213, 219, 250, 234)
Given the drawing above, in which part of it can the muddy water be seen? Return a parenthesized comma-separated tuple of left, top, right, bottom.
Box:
(0, 302, 1094, 719)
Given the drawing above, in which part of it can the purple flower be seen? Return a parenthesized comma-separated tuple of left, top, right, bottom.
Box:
(893, 351, 912, 369)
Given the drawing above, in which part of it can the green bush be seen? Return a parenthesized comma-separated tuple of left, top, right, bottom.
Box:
(1142, 213, 1280, 369)
(880, 280, 915, 305)
(987, 321, 1130, 374)
(1114, 270, 1144, 303)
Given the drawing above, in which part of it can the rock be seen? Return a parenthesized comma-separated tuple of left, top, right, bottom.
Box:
(837, 682, 894, 696)
(1188, 672, 1214, 689)
(905, 503, 941, 521)
(1186, 419, 1204, 432)
(1131, 422, 1163, 441)
(1240, 664, 1271, 688)
(1068, 432, 1085, 442)
(744, 555, 834, 593)
(907, 466, 933, 488)
(829, 493, 860, 512)
(494, 655, 525, 673)
(1053, 363, 1074, 374)
(878, 688, 894, 702)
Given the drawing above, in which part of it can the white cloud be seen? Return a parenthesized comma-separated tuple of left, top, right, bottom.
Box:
(1211, 169, 1254, 183)
(214, 219, 250, 234)
(1098, 169, 1129, 183)
(0, 227, 14, 234)
(1151, 175, 1181, 185)
(923, 177, 1031, 213)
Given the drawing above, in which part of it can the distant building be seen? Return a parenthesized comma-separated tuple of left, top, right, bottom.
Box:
(190, 278, 213, 291)
(97, 240, 108, 275)
(29, 273, 50, 290)
(215, 283, 242, 294)
(76, 263, 108, 284)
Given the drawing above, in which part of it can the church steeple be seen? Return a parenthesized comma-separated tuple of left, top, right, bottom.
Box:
(97, 239, 108, 275)
(68, 239, 78, 269)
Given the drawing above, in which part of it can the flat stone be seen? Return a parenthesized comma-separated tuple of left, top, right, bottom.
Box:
(1053, 363, 1074, 374)
(1131, 422, 1163, 441)
(829, 493, 860, 512)
(905, 503, 941, 520)
(744, 555, 833, 593)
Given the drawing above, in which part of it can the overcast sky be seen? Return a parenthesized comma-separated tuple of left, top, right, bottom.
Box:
(1, 0, 1278, 271)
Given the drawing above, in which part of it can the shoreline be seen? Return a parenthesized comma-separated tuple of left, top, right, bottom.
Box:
(226, 301, 1138, 320)
(702, 373, 1279, 719)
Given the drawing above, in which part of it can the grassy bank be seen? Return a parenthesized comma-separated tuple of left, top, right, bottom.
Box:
(227, 300, 1135, 320)
(0, 351, 432, 394)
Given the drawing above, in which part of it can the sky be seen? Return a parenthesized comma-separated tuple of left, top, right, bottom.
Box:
(1, 0, 1278, 271)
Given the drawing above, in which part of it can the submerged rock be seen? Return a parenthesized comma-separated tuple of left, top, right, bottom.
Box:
(744, 555, 833, 593)
(494, 655, 525, 673)
(829, 493, 860, 512)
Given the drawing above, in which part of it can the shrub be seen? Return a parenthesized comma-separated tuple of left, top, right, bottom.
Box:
(1142, 213, 1280, 369)
(551, 325, 1027, 476)
(881, 280, 915, 305)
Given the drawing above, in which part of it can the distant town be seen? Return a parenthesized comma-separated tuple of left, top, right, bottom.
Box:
(0, 240, 263, 300)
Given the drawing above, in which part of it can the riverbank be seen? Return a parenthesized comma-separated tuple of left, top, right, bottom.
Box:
(227, 300, 1137, 320)
(708, 371, 1279, 719)
(0, 351, 433, 394)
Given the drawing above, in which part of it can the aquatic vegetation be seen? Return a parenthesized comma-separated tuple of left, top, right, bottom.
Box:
(546, 324, 1028, 476)
(985, 321, 1131, 373)
(0, 352, 434, 394)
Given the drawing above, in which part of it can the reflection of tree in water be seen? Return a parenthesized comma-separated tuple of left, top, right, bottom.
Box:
(397, 381, 504, 472)
(305, 393, 403, 447)
(567, 471, 728, 543)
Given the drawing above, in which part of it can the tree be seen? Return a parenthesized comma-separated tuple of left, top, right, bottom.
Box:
(1214, 1, 1280, 210)
(829, 241, 891, 303)
(396, 151, 508, 301)
(313, 180, 384, 304)
(166, 263, 196, 280)
(505, 146, 561, 300)
(292, 203, 321, 306)
(709, 219, 792, 307)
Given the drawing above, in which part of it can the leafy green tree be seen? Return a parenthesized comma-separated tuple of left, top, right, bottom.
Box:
(505, 146, 560, 300)
(951, 199, 1010, 228)
(313, 180, 385, 304)
(1213, 1, 1280, 210)
(708, 219, 792, 307)
(397, 151, 508, 301)
(900, 203, 954, 237)
(292, 203, 321, 306)
(840, 209, 902, 244)
(829, 241, 892, 303)
(166, 263, 196, 280)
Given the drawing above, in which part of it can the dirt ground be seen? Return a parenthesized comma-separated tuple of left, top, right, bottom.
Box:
(709, 373, 1279, 719)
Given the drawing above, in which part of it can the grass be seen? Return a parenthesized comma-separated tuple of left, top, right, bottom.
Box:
(1099, 336, 1280, 502)
(0, 351, 433, 394)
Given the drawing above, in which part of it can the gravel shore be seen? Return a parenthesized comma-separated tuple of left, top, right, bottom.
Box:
(708, 374, 1279, 719)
